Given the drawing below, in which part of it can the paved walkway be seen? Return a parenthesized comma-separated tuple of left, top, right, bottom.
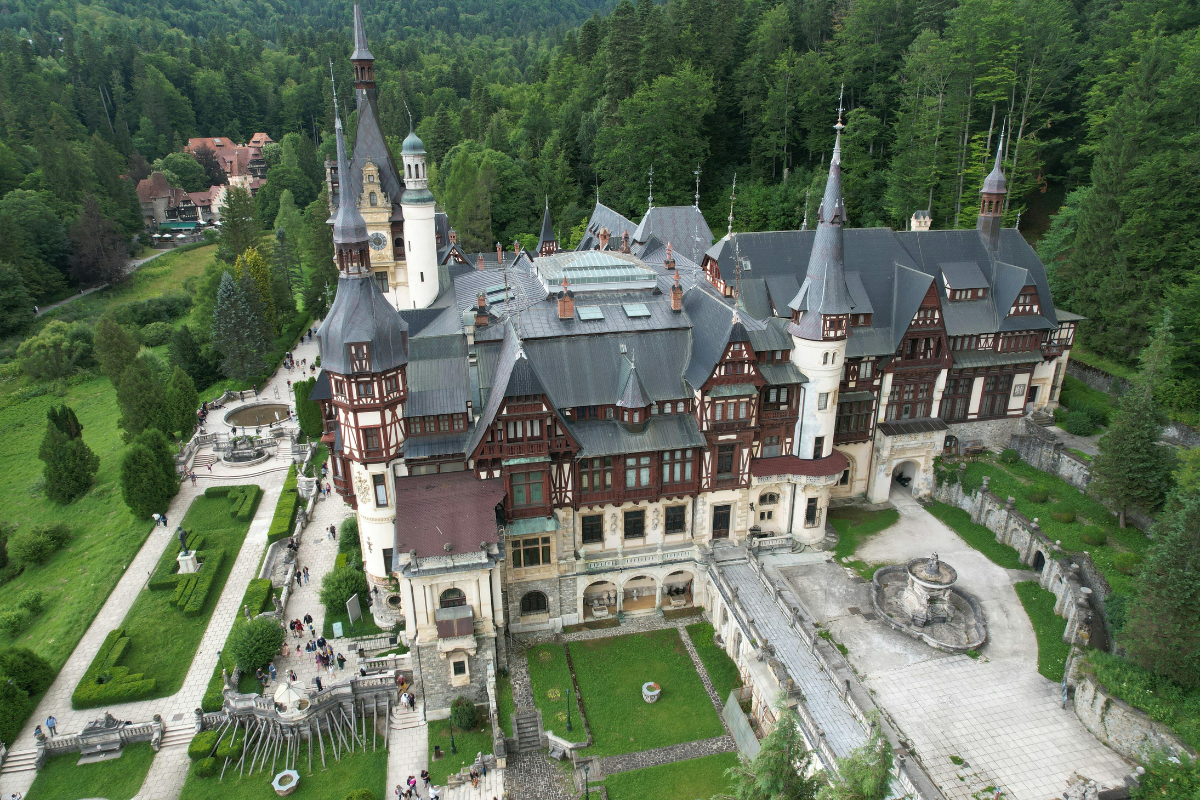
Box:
(35, 249, 171, 316)
(778, 489, 1129, 800)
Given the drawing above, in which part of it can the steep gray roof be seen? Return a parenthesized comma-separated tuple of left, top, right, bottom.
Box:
(616, 355, 650, 408)
(940, 261, 989, 290)
(465, 321, 521, 456)
(537, 202, 555, 251)
(982, 128, 1007, 195)
(566, 415, 706, 459)
(406, 334, 470, 417)
(317, 274, 409, 374)
(330, 115, 367, 245)
(577, 202, 637, 251)
(632, 206, 713, 263)
(351, 4, 373, 61)
(351, 85, 403, 208)
(405, 432, 468, 459)
(521, 330, 691, 407)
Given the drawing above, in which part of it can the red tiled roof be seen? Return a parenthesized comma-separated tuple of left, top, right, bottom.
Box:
(136, 171, 172, 203)
(393, 472, 506, 559)
(750, 451, 849, 478)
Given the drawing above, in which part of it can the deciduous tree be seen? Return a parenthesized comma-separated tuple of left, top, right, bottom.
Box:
(16, 321, 93, 380)
(69, 196, 129, 287)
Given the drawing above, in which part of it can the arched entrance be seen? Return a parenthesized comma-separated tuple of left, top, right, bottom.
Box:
(622, 575, 658, 614)
(891, 460, 919, 494)
(1032, 550, 1046, 575)
(582, 580, 617, 620)
(520, 591, 549, 616)
(664, 570, 694, 609)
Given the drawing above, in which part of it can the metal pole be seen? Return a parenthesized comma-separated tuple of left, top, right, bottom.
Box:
(566, 684, 572, 732)
(449, 715, 457, 755)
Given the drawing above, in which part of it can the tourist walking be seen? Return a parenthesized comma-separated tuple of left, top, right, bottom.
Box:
(268, 662, 277, 683)
(330, 524, 337, 541)
(314, 676, 322, 691)
(421, 770, 431, 788)
(407, 692, 415, 711)
(189, 472, 197, 486)
(336, 652, 346, 670)
(303, 566, 310, 584)
(45, 715, 57, 736)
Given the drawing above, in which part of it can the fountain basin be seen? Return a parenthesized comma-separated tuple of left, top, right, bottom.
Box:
(224, 403, 291, 428)
(871, 560, 987, 654)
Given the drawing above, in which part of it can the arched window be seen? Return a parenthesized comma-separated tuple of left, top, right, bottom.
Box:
(369, 192, 378, 207)
(439, 588, 466, 608)
(520, 591, 548, 615)
(759, 492, 779, 506)
(822, 352, 830, 365)
(406, 164, 412, 178)
(832, 352, 838, 364)
(677, 402, 685, 413)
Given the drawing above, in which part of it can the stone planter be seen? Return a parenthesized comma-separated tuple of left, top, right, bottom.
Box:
(272, 769, 300, 796)
(642, 682, 661, 703)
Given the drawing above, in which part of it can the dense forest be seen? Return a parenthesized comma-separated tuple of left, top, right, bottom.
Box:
(1, 0, 1199, 411)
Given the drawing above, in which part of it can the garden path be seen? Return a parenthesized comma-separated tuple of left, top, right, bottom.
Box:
(34, 248, 170, 316)
(777, 488, 1130, 800)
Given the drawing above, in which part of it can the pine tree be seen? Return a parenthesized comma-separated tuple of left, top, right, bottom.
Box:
(234, 246, 276, 332)
(94, 316, 142, 386)
(37, 404, 99, 504)
(116, 354, 170, 440)
(168, 325, 218, 390)
(165, 366, 198, 440)
(1091, 313, 1177, 527)
(818, 723, 894, 800)
(725, 705, 821, 800)
(0, 262, 34, 337)
(270, 228, 299, 324)
(120, 438, 176, 519)
(1122, 493, 1200, 689)
(212, 271, 269, 381)
(217, 185, 260, 264)
(69, 195, 129, 287)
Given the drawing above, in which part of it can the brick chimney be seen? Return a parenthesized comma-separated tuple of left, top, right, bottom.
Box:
(477, 253, 486, 271)
(513, 239, 522, 257)
(475, 293, 489, 327)
(598, 227, 610, 250)
(620, 229, 630, 253)
(671, 270, 683, 312)
(449, 228, 457, 245)
(557, 277, 575, 320)
(664, 242, 676, 271)
(496, 242, 503, 264)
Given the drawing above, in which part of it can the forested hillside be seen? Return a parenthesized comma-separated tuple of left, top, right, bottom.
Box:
(1, 0, 1198, 408)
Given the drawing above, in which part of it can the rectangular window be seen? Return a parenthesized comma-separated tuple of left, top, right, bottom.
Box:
(453, 414, 466, 431)
(860, 361, 873, 379)
(662, 449, 693, 483)
(357, 380, 374, 398)
(362, 428, 381, 452)
(779, 387, 788, 403)
(581, 457, 613, 491)
(805, 497, 819, 527)
(511, 535, 551, 568)
(818, 392, 829, 411)
(625, 456, 651, 487)
(372, 474, 387, 507)
(665, 506, 686, 533)
(384, 375, 399, 394)
(762, 435, 781, 458)
(623, 510, 645, 539)
(717, 444, 735, 476)
(511, 471, 544, 506)
(581, 515, 603, 544)
(739, 400, 748, 419)
(813, 436, 824, 458)
(768, 388, 778, 403)
(438, 414, 450, 432)
(409, 418, 422, 435)
(714, 402, 723, 421)
(452, 660, 466, 676)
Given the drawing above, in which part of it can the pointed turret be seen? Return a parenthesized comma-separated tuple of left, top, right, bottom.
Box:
(351, 4, 376, 102)
(537, 199, 558, 256)
(330, 114, 369, 267)
(977, 122, 1007, 253)
(788, 101, 853, 341)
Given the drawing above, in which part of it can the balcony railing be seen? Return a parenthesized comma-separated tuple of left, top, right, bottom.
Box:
(581, 542, 699, 574)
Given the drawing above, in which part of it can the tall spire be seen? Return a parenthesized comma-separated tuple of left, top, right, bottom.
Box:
(787, 96, 853, 341)
(981, 120, 1007, 196)
(331, 108, 368, 253)
(977, 120, 1007, 253)
(351, 4, 374, 61)
(647, 164, 654, 211)
(726, 173, 737, 239)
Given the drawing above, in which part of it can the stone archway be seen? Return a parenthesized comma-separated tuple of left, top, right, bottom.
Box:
(582, 580, 617, 620)
(1032, 550, 1047, 575)
(621, 574, 658, 614)
(891, 460, 920, 495)
(663, 570, 695, 609)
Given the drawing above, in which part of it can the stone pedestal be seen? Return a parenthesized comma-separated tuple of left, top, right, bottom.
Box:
(177, 551, 200, 574)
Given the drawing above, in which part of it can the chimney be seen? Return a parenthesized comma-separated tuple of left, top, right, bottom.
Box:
(449, 228, 457, 245)
(513, 239, 522, 257)
(620, 229, 630, 253)
(664, 242, 676, 271)
(598, 227, 610, 250)
(496, 242, 503, 264)
(475, 293, 489, 327)
(477, 253, 486, 271)
(671, 270, 683, 312)
(557, 277, 575, 320)
(910, 210, 932, 231)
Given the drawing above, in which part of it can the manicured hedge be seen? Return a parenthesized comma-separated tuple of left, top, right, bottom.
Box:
(215, 727, 245, 759)
(204, 486, 233, 498)
(228, 485, 262, 522)
(182, 550, 225, 617)
(72, 628, 156, 709)
(242, 578, 275, 617)
(149, 532, 206, 590)
(188, 730, 219, 760)
(267, 465, 301, 543)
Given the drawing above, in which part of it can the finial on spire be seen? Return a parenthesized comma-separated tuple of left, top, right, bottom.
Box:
(835, 83, 846, 131)
(694, 165, 701, 209)
(727, 173, 737, 239)
(801, 188, 810, 231)
(647, 164, 654, 210)
(329, 60, 339, 120)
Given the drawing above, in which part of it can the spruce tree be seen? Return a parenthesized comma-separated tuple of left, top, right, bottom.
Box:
(212, 271, 269, 381)
(217, 185, 260, 264)
(94, 316, 141, 386)
(1123, 494, 1200, 689)
(270, 228, 299, 324)
(234, 246, 276, 332)
(0, 262, 34, 337)
(116, 354, 170, 440)
(37, 404, 99, 504)
(168, 325, 218, 390)
(726, 705, 821, 800)
(120, 441, 176, 519)
(165, 366, 198, 440)
(1091, 313, 1177, 527)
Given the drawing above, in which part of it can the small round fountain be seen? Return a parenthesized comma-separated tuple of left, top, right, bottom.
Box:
(872, 552, 987, 653)
(221, 437, 269, 467)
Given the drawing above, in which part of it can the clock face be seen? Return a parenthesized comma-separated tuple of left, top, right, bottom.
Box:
(369, 232, 387, 251)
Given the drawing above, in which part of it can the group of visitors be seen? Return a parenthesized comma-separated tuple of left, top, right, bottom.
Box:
(397, 772, 436, 800)
(292, 566, 311, 587)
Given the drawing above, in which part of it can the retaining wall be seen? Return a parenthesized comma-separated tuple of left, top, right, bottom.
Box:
(1073, 670, 1196, 763)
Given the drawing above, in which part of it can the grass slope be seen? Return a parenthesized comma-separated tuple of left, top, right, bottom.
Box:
(926, 503, 1025, 570)
(525, 643, 576, 735)
(178, 743, 387, 800)
(27, 742, 156, 800)
(601, 751, 739, 800)
(829, 507, 899, 578)
(427, 718, 494, 786)
(1088, 650, 1200, 753)
(1014, 580, 1070, 682)
(686, 621, 741, 700)
(496, 669, 515, 738)
(570, 629, 725, 758)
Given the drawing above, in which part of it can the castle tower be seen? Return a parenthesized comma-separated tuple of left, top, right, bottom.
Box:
(400, 123, 439, 309)
(316, 110, 409, 585)
(788, 107, 854, 465)
(977, 124, 1007, 253)
(351, 4, 376, 110)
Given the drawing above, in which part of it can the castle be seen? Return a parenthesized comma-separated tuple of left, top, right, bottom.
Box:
(310, 7, 1077, 715)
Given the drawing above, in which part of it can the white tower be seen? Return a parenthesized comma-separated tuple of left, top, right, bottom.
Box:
(400, 126, 439, 309)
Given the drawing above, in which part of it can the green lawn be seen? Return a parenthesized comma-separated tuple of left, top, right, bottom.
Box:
(601, 751, 739, 800)
(496, 670, 515, 738)
(95, 494, 254, 700)
(1014, 580, 1070, 682)
(525, 643, 578, 735)
(686, 621, 741, 700)
(178, 743, 387, 800)
(427, 718, 493, 786)
(926, 503, 1026, 570)
(27, 742, 156, 800)
(322, 608, 389, 640)
(569, 629, 726, 758)
(959, 458, 1149, 595)
(829, 507, 900, 578)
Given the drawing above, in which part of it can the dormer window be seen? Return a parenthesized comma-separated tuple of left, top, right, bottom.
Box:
(1011, 288, 1040, 315)
(349, 343, 371, 372)
(851, 313, 872, 327)
(368, 174, 375, 183)
(949, 288, 987, 301)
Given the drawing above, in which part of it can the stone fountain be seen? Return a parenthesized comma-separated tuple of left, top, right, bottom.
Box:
(902, 552, 957, 627)
(871, 552, 987, 653)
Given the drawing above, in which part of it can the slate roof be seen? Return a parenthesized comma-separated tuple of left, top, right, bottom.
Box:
(632, 206, 714, 263)
(877, 418, 949, 437)
(749, 451, 848, 478)
(392, 471, 504, 559)
(405, 334, 469, 417)
(538, 202, 556, 252)
(405, 432, 469, 459)
(316, 275, 408, 374)
(308, 370, 331, 401)
(615, 355, 650, 408)
(940, 261, 989, 290)
(576, 202, 637, 251)
(351, 4, 373, 61)
(567, 415, 706, 459)
(330, 116, 368, 245)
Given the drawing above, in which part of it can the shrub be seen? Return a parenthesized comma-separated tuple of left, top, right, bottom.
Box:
(1049, 508, 1077, 524)
(1027, 488, 1050, 503)
(16, 589, 44, 615)
(0, 647, 54, 695)
(110, 293, 193, 327)
(1081, 528, 1108, 547)
(0, 609, 30, 636)
(1081, 405, 1110, 428)
(339, 517, 359, 551)
(194, 756, 218, 778)
(267, 466, 300, 542)
(188, 730, 219, 759)
(72, 628, 156, 708)
(1114, 552, 1143, 575)
(1062, 410, 1097, 437)
(320, 565, 369, 613)
(334, 553, 347, 569)
(7, 523, 71, 566)
(242, 578, 275, 617)
(999, 449, 1020, 463)
(343, 791, 376, 800)
(451, 696, 479, 731)
(214, 728, 245, 759)
(227, 485, 263, 522)
(141, 321, 174, 347)
(204, 485, 233, 498)
(0, 677, 33, 748)
(182, 550, 226, 616)
(224, 615, 285, 672)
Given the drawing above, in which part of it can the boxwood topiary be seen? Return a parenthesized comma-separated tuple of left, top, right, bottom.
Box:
(194, 756, 218, 778)
(1081, 528, 1107, 547)
(1027, 488, 1050, 503)
(450, 695, 479, 731)
(1114, 552, 1142, 575)
(1049, 508, 1076, 524)
(188, 730, 219, 760)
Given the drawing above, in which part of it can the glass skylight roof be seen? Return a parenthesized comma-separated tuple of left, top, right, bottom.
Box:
(577, 306, 605, 320)
(623, 303, 651, 318)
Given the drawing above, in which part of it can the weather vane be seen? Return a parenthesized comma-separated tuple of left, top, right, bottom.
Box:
(726, 173, 737, 239)
(647, 164, 654, 210)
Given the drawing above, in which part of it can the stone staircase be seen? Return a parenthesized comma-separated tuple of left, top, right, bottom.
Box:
(193, 450, 219, 469)
(159, 726, 194, 750)
(390, 703, 423, 732)
(0, 748, 36, 775)
(513, 708, 542, 753)
(1030, 410, 1054, 428)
